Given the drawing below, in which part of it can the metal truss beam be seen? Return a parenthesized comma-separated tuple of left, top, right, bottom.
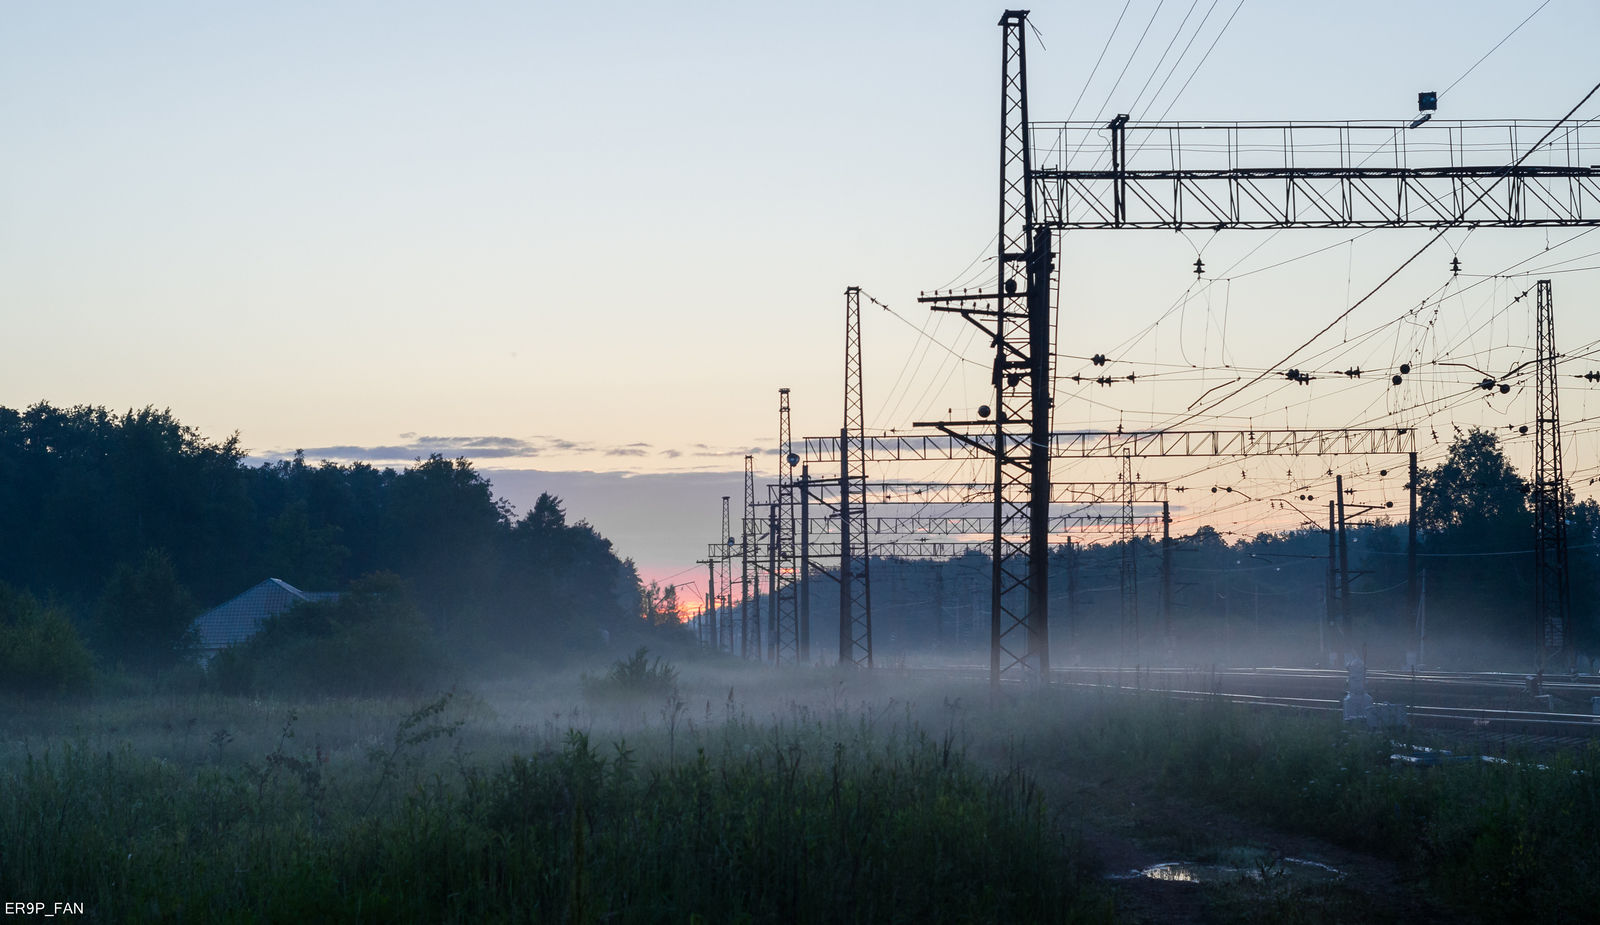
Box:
(803, 513, 1163, 537)
(1031, 120, 1600, 229)
(801, 428, 1415, 463)
(804, 480, 1169, 506)
(804, 527, 1162, 562)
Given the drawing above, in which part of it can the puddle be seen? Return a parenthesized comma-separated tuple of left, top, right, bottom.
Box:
(1111, 857, 1344, 885)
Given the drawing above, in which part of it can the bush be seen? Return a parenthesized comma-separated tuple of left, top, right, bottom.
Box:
(205, 645, 255, 695)
(93, 549, 199, 674)
(230, 572, 445, 696)
(0, 583, 92, 697)
(581, 646, 678, 703)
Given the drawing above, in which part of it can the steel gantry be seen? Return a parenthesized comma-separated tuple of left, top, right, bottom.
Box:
(1030, 120, 1600, 230)
(803, 428, 1418, 463)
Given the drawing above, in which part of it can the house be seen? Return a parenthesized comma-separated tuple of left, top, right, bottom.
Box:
(192, 579, 340, 660)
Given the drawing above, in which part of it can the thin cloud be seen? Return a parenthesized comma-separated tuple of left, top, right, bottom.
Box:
(255, 435, 776, 468)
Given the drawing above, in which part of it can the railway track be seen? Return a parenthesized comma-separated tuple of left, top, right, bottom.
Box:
(913, 665, 1600, 745)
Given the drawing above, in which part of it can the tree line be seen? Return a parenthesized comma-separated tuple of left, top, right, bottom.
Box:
(0, 402, 649, 689)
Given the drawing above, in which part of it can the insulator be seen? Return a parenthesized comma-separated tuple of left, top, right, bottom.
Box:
(1392, 375, 1404, 386)
(1092, 354, 1107, 366)
(1399, 363, 1411, 374)
(786, 452, 800, 467)
(1379, 469, 1388, 476)
(1499, 384, 1510, 394)
(1004, 278, 1017, 294)
(1480, 379, 1495, 390)
(1519, 425, 1529, 435)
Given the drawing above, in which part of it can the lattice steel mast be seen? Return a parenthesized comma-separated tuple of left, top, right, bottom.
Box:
(1533, 279, 1572, 671)
(719, 495, 733, 652)
(773, 388, 802, 665)
(742, 455, 757, 659)
(988, 9, 1053, 684)
(839, 287, 873, 665)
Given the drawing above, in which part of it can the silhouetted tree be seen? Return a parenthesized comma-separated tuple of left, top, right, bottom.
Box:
(94, 549, 200, 674)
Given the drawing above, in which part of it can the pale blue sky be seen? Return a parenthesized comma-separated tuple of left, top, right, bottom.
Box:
(3, 2, 1597, 583)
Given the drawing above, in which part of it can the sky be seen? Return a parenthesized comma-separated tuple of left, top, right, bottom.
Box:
(3, 1, 1598, 590)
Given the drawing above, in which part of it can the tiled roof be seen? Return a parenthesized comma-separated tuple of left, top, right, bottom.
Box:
(193, 579, 340, 652)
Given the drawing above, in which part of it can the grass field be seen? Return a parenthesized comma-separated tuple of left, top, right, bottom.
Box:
(1, 658, 1596, 923)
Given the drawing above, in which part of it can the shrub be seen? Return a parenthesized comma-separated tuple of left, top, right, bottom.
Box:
(0, 583, 92, 697)
(93, 549, 199, 674)
(581, 646, 678, 703)
(233, 572, 445, 696)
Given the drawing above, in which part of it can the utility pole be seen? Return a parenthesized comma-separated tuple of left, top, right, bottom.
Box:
(703, 559, 715, 649)
(1336, 474, 1351, 641)
(1407, 451, 1419, 622)
(799, 463, 811, 664)
(720, 496, 733, 655)
(1533, 279, 1572, 672)
(1119, 453, 1138, 663)
(767, 503, 778, 663)
(1326, 500, 1337, 663)
(1066, 538, 1078, 659)
(1162, 499, 1174, 662)
(839, 288, 872, 666)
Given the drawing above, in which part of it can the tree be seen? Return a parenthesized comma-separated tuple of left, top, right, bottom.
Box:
(1415, 429, 1534, 641)
(94, 549, 200, 674)
(641, 581, 683, 625)
(0, 583, 92, 696)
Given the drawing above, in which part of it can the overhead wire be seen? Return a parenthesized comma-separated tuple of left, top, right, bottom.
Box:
(1163, 77, 1600, 430)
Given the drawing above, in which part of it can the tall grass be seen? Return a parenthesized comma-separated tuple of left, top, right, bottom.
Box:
(0, 688, 1104, 924)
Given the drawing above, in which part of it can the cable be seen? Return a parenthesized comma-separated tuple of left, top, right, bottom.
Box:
(1064, 0, 1135, 123)
(1145, 0, 1246, 121)
(1090, 0, 1169, 126)
(1441, 0, 1553, 99)
(1167, 77, 1600, 430)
